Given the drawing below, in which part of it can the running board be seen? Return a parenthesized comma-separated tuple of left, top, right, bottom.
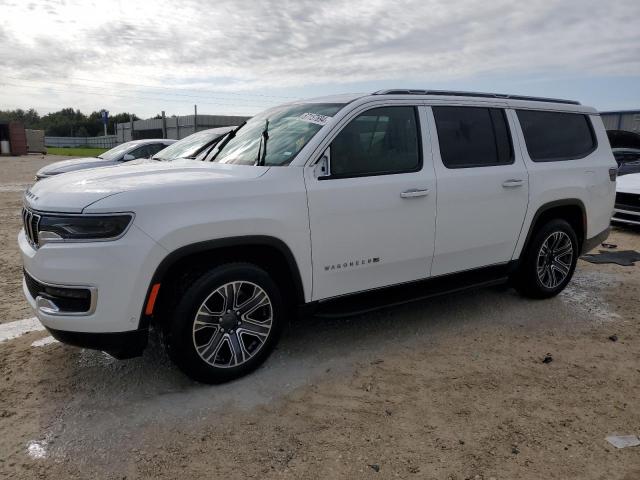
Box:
(310, 263, 514, 318)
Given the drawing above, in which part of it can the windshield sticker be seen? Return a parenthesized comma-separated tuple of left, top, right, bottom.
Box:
(298, 113, 331, 125)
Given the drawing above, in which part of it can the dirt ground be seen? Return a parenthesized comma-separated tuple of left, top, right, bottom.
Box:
(1, 155, 639, 479)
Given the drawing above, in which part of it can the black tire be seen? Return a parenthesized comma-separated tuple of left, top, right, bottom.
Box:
(164, 262, 284, 383)
(513, 219, 579, 299)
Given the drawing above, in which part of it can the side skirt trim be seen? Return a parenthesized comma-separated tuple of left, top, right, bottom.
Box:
(306, 262, 517, 318)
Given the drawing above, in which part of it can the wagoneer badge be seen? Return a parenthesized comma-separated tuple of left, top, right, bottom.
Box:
(24, 189, 39, 202)
(325, 257, 380, 271)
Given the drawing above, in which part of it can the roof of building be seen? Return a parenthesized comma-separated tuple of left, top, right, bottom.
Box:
(600, 110, 640, 115)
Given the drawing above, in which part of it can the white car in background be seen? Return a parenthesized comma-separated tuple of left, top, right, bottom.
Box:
(612, 172, 640, 226)
(152, 127, 236, 162)
(36, 139, 176, 180)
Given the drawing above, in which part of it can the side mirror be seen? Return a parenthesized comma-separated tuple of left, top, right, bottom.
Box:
(122, 153, 136, 161)
(315, 147, 330, 179)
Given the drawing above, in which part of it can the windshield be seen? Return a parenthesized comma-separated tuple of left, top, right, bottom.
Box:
(213, 103, 344, 166)
(98, 142, 137, 161)
(153, 130, 226, 160)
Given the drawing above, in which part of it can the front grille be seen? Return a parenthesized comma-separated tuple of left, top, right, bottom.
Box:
(612, 211, 640, 225)
(23, 270, 93, 313)
(615, 192, 640, 213)
(21, 207, 41, 247)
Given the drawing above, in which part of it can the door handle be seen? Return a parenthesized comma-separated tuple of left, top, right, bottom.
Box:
(400, 188, 430, 198)
(502, 179, 524, 188)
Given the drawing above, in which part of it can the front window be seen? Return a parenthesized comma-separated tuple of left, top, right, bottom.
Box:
(98, 142, 137, 161)
(330, 106, 421, 176)
(213, 103, 345, 166)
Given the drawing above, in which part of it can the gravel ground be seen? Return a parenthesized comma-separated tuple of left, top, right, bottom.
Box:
(1, 156, 639, 479)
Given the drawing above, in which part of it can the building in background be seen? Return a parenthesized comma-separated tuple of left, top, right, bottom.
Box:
(0, 121, 28, 156)
(116, 114, 250, 142)
(25, 129, 46, 154)
(601, 110, 640, 133)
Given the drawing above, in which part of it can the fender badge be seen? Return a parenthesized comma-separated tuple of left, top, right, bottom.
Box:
(325, 257, 380, 271)
(24, 189, 39, 202)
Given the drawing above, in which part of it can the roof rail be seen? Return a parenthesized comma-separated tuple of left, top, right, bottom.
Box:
(372, 89, 580, 105)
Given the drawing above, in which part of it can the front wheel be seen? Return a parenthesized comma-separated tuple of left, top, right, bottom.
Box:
(513, 219, 579, 299)
(165, 263, 284, 383)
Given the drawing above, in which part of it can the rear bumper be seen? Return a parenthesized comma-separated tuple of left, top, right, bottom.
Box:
(47, 327, 148, 359)
(581, 226, 610, 255)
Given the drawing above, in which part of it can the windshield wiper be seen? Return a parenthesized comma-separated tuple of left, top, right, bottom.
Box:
(255, 119, 269, 166)
(210, 121, 247, 161)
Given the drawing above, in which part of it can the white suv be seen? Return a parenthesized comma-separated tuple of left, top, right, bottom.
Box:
(19, 90, 616, 383)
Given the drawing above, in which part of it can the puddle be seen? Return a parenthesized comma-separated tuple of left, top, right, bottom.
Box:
(26, 440, 48, 459)
(560, 269, 621, 322)
(31, 336, 59, 347)
(0, 317, 45, 343)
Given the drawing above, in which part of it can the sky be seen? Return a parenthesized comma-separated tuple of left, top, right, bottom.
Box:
(0, 0, 639, 118)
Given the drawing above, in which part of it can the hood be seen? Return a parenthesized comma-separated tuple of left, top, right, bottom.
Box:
(24, 160, 269, 213)
(36, 157, 113, 177)
(616, 172, 640, 194)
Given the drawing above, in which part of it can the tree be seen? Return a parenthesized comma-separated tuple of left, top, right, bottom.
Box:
(0, 108, 41, 128)
(0, 108, 141, 136)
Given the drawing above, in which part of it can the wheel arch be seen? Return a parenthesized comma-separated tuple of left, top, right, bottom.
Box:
(518, 199, 587, 260)
(140, 236, 306, 328)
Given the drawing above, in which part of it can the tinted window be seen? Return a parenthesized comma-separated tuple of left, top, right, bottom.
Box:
(147, 143, 168, 156)
(516, 110, 596, 161)
(331, 106, 420, 177)
(127, 145, 152, 160)
(432, 106, 513, 168)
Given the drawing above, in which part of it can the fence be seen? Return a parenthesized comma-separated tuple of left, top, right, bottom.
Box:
(44, 135, 119, 149)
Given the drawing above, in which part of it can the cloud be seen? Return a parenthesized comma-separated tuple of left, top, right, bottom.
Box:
(0, 0, 638, 115)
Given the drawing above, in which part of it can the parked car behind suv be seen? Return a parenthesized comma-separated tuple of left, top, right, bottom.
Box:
(612, 172, 640, 226)
(151, 126, 235, 162)
(35, 139, 176, 180)
(19, 90, 616, 383)
(607, 129, 640, 176)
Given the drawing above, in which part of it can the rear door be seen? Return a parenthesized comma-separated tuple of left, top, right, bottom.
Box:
(428, 105, 529, 276)
(305, 104, 437, 300)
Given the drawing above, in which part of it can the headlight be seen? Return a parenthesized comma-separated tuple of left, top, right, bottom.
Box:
(38, 214, 133, 244)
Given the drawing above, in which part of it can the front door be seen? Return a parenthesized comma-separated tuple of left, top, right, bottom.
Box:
(304, 105, 437, 300)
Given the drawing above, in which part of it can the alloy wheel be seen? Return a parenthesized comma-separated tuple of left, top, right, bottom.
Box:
(192, 281, 273, 368)
(536, 231, 574, 289)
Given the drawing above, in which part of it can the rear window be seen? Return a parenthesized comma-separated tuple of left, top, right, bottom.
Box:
(516, 110, 596, 162)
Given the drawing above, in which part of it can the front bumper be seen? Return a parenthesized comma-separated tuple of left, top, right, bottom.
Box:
(47, 326, 148, 359)
(19, 224, 167, 335)
(612, 208, 640, 226)
(612, 191, 640, 226)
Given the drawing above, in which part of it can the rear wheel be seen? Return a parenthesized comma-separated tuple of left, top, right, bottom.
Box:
(164, 263, 284, 383)
(514, 219, 578, 299)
